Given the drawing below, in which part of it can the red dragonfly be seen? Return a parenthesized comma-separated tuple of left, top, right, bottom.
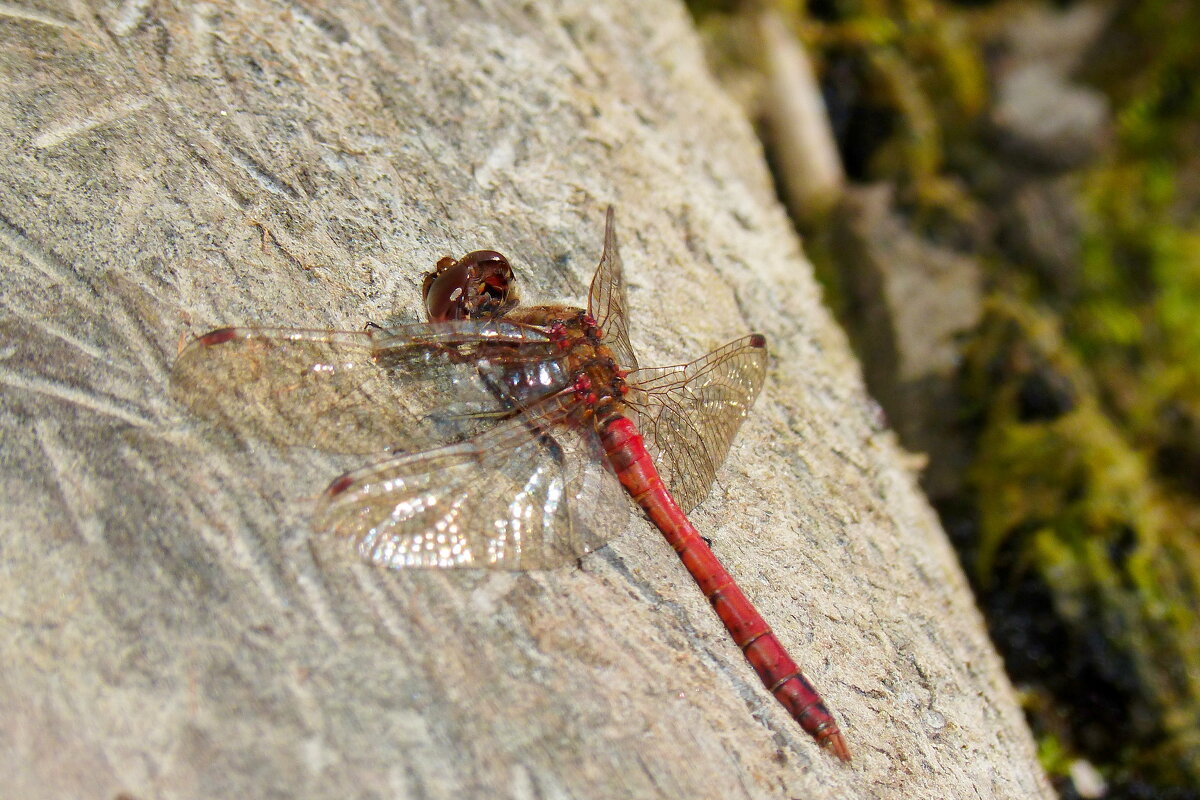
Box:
(171, 208, 849, 761)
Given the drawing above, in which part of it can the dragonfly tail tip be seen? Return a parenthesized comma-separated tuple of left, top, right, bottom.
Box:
(826, 732, 852, 763)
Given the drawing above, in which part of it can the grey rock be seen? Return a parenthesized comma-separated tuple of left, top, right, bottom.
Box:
(835, 185, 984, 499)
(1001, 176, 1085, 297)
(0, 2, 1051, 798)
(991, 63, 1111, 171)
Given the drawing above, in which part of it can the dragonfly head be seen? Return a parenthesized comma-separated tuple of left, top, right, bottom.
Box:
(422, 250, 519, 322)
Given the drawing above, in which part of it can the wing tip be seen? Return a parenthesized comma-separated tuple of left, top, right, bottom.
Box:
(602, 206, 618, 254)
(198, 327, 239, 346)
(326, 473, 355, 497)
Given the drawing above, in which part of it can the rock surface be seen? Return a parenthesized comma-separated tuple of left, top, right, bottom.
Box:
(835, 185, 984, 500)
(0, 1, 1052, 798)
(988, 2, 1113, 170)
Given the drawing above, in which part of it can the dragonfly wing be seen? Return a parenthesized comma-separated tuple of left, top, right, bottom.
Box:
(625, 334, 767, 513)
(171, 322, 564, 454)
(314, 395, 629, 570)
(587, 206, 638, 373)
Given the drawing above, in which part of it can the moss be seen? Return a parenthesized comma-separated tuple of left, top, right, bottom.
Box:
(1037, 730, 1073, 778)
(687, 0, 1200, 789)
(965, 299, 1200, 782)
(687, 0, 986, 223)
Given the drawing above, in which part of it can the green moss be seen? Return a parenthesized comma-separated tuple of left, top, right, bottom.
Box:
(1036, 730, 1073, 778)
(688, 0, 1200, 788)
(966, 299, 1200, 782)
(686, 0, 986, 223)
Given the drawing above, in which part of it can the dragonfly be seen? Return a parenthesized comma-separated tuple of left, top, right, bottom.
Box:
(171, 208, 850, 761)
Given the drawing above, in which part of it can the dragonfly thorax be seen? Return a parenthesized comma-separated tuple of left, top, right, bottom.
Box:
(509, 304, 630, 422)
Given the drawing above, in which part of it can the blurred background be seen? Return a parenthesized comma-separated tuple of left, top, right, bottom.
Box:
(683, 1, 1200, 797)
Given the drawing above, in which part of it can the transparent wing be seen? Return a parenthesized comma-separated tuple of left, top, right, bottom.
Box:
(625, 334, 767, 513)
(314, 395, 630, 569)
(587, 206, 638, 372)
(170, 321, 565, 454)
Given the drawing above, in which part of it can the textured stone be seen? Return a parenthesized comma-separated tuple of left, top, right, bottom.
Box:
(835, 185, 984, 499)
(988, 3, 1113, 171)
(0, 2, 1050, 798)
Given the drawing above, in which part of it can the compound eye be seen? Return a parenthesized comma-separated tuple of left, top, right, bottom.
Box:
(422, 260, 473, 321)
(469, 251, 515, 310)
(423, 250, 518, 322)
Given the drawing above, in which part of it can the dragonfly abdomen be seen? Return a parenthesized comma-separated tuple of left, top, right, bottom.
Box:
(598, 415, 851, 762)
